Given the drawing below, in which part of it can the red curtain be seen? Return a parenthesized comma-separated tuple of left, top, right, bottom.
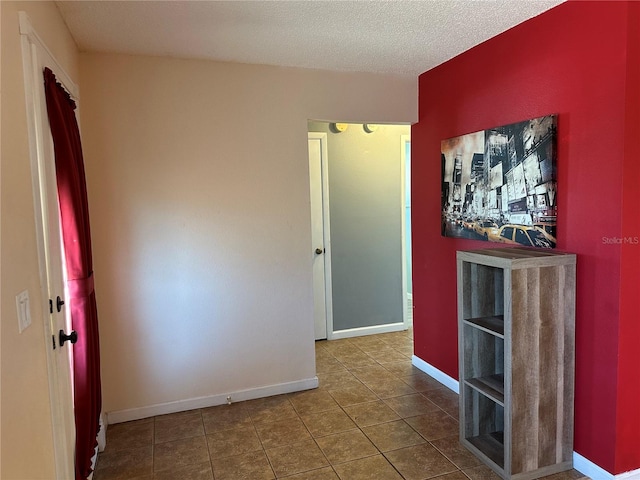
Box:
(44, 67, 102, 480)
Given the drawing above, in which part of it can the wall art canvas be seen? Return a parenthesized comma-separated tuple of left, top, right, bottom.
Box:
(441, 114, 557, 248)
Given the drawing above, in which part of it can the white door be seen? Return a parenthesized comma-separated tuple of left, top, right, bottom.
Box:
(20, 13, 76, 478)
(308, 133, 333, 340)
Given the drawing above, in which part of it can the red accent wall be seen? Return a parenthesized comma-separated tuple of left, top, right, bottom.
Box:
(412, 1, 640, 474)
(616, 2, 640, 474)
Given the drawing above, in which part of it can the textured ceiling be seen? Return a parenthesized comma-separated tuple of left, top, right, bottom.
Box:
(55, 0, 565, 77)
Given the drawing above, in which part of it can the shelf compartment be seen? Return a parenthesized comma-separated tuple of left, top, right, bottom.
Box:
(462, 325, 504, 383)
(465, 374, 504, 405)
(463, 315, 505, 337)
(460, 263, 504, 321)
(467, 432, 504, 469)
(462, 386, 505, 468)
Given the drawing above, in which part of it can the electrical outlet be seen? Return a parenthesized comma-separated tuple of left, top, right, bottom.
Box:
(16, 290, 32, 333)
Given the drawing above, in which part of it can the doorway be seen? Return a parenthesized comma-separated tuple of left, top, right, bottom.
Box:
(308, 122, 411, 340)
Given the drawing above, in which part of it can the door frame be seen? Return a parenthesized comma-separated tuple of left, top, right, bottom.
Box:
(308, 132, 334, 340)
(20, 12, 76, 479)
(400, 134, 411, 328)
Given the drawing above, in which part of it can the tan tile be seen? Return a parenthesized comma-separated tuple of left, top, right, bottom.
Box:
(283, 466, 340, 479)
(350, 339, 388, 353)
(94, 474, 152, 480)
(104, 420, 153, 452)
(382, 361, 422, 377)
(321, 340, 358, 355)
(153, 436, 209, 472)
(379, 332, 413, 347)
(206, 425, 262, 459)
(383, 393, 440, 418)
(211, 450, 275, 480)
(94, 445, 153, 480)
(265, 439, 329, 477)
(343, 400, 401, 427)
(361, 377, 417, 399)
(431, 472, 470, 480)
(315, 430, 379, 465)
(328, 384, 378, 407)
(384, 443, 457, 480)
(462, 464, 502, 480)
(350, 365, 396, 384)
(362, 420, 425, 452)
(394, 345, 415, 357)
(154, 410, 204, 444)
(402, 373, 445, 392)
(254, 417, 311, 448)
(153, 461, 213, 480)
(301, 409, 358, 438)
(315, 346, 335, 359)
(422, 387, 460, 417)
(201, 403, 252, 433)
(317, 371, 362, 390)
(334, 352, 377, 369)
(289, 389, 340, 414)
(333, 455, 403, 480)
(430, 435, 483, 469)
(540, 470, 591, 480)
(366, 348, 408, 364)
(316, 356, 347, 374)
(405, 411, 459, 441)
(247, 395, 298, 424)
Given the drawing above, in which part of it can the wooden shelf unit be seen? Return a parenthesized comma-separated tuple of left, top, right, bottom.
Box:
(457, 247, 576, 480)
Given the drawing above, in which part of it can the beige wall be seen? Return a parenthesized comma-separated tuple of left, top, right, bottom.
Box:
(0, 2, 79, 478)
(79, 53, 417, 417)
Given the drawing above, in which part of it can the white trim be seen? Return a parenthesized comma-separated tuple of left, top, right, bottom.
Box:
(330, 322, 407, 340)
(318, 133, 333, 340)
(400, 134, 411, 329)
(411, 354, 460, 393)
(573, 453, 640, 480)
(106, 377, 319, 425)
(19, 12, 78, 99)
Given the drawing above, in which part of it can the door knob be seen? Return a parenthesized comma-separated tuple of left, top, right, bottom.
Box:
(56, 296, 65, 312)
(315, 248, 324, 255)
(59, 329, 78, 347)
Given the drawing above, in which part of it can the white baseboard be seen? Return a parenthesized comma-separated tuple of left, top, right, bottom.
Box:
(329, 322, 407, 340)
(573, 453, 640, 480)
(106, 376, 319, 425)
(411, 355, 640, 480)
(411, 355, 459, 393)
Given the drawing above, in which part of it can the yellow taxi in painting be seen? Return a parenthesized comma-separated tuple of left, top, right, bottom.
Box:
(488, 224, 554, 248)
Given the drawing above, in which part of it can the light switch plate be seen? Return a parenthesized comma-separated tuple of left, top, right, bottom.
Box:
(16, 290, 32, 333)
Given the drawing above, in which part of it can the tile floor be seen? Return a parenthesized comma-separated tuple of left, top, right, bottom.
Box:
(94, 329, 589, 480)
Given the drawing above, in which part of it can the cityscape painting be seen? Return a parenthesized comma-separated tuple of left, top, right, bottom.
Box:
(441, 114, 557, 248)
